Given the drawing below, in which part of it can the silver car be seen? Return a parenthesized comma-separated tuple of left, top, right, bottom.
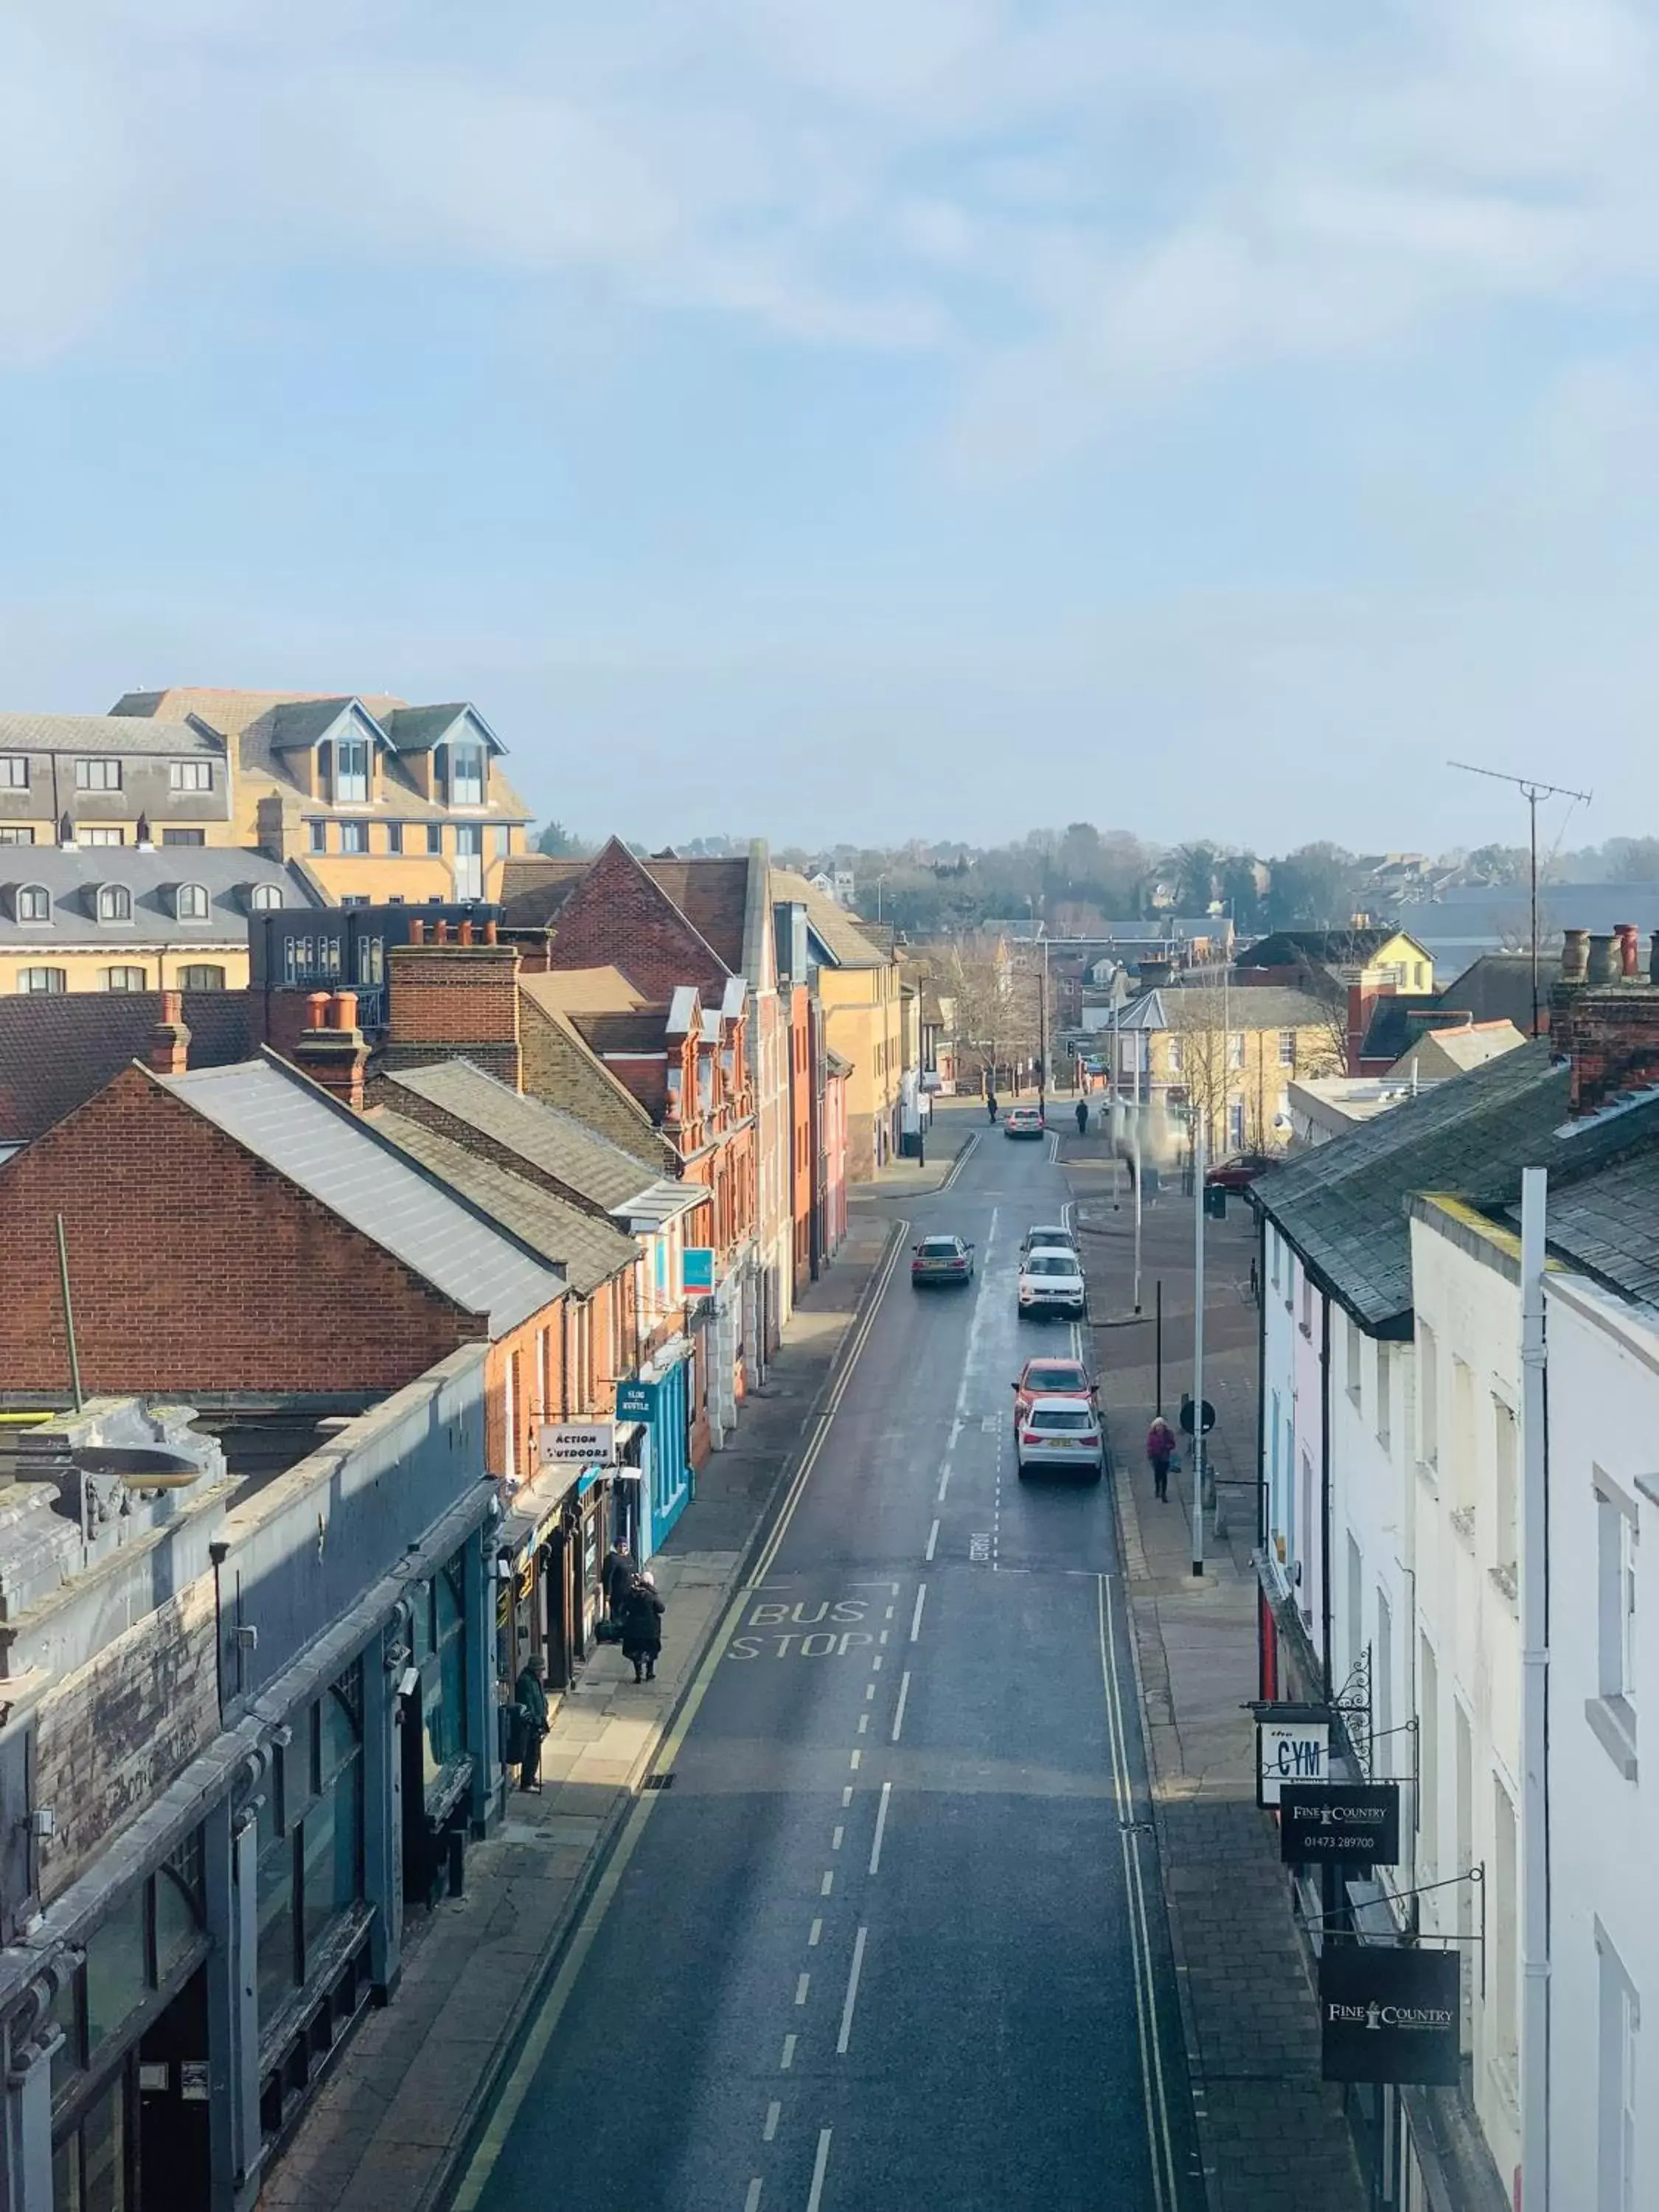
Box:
(1020, 1223, 1078, 1265)
(1015, 1394, 1105, 1481)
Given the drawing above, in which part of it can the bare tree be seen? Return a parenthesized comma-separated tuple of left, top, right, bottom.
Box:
(940, 937, 1038, 1093)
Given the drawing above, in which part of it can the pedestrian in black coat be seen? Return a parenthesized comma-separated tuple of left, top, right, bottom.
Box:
(622, 1573, 665, 1683)
(515, 1662, 550, 1792)
(1075, 1096, 1089, 1135)
(602, 1539, 633, 1619)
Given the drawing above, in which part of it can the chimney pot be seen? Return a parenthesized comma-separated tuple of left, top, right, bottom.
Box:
(159, 989, 183, 1024)
(409, 919, 425, 947)
(305, 990, 331, 1029)
(1649, 933, 1659, 987)
(1617, 923, 1641, 978)
(459, 919, 474, 947)
(1561, 929, 1590, 985)
(435, 920, 450, 945)
(484, 919, 498, 945)
(1586, 933, 1619, 986)
(330, 990, 358, 1032)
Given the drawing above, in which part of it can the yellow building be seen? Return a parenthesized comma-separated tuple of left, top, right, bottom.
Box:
(772, 872, 904, 1178)
(108, 689, 532, 902)
(1236, 926, 1436, 997)
(0, 846, 323, 995)
(1111, 982, 1345, 1158)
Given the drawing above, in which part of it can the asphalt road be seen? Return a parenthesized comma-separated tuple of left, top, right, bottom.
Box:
(456, 1125, 1203, 2212)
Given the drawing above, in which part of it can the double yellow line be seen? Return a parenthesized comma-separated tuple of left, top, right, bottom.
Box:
(1098, 1573, 1180, 2211)
(750, 1220, 909, 1586)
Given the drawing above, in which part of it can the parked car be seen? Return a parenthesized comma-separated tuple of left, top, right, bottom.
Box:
(1012, 1355, 1098, 1432)
(911, 1233, 975, 1286)
(919, 1071, 945, 1094)
(1015, 1394, 1105, 1481)
(1019, 1222, 1078, 1265)
(1205, 1152, 1276, 1192)
(1017, 1247, 1088, 1320)
(1004, 1105, 1045, 1140)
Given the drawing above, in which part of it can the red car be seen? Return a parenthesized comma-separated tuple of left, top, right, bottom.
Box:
(1205, 1152, 1276, 1192)
(1012, 1355, 1099, 1430)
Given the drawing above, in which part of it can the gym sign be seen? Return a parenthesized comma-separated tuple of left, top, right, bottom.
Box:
(1279, 1782, 1402, 1870)
(1253, 1702, 1331, 1807)
(1320, 1945, 1460, 2087)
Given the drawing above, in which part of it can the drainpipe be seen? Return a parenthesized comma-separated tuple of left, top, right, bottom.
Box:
(1319, 1292, 1334, 1705)
(1519, 1166, 1551, 2209)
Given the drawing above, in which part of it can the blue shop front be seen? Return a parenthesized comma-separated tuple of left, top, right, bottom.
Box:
(616, 1352, 694, 1562)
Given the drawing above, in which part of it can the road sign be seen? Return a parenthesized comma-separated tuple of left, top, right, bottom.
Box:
(538, 1422, 616, 1467)
(1180, 1394, 1215, 1436)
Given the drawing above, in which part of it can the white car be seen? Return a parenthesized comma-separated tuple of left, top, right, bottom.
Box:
(1017, 1246, 1088, 1321)
(1015, 1394, 1105, 1481)
(1019, 1223, 1078, 1266)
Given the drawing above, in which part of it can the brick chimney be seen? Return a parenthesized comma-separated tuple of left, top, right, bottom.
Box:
(148, 990, 192, 1076)
(292, 990, 369, 1110)
(383, 937, 524, 1087)
(1550, 927, 1659, 1115)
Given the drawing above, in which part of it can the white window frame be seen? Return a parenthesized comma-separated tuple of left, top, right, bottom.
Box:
(333, 734, 369, 804)
(81, 826, 125, 847)
(15, 885, 50, 923)
(175, 882, 210, 922)
(249, 882, 283, 911)
(1227, 1030, 1245, 1070)
(17, 967, 66, 993)
(338, 821, 368, 855)
(96, 884, 131, 922)
(449, 742, 485, 807)
(1597, 1924, 1639, 2212)
(1278, 1029, 1296, 1067)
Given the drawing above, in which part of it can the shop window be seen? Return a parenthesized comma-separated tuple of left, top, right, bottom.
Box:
(49, 1969, 83, 2100)
(55, 2069, 128, 2212)
(156, 1830, 206, 1987)
(85, 1884, 149, 2056)
(255, 1783, 298, 2022)
(422, 1563, 467, 1790)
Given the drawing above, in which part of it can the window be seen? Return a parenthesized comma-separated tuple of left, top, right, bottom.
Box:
(1269, 1231, 1280, 1293)
(453, 822, 483, 899)
(1414, 961, 1427, 989)
(1492, 1399, 1518, 1582)
(1375, 1343, 1391, 1452)
(82, 826, 124, 846)
(1166, 1033, 1184, 1073)
(386, 820, 403, 855)
(426, 823, 443, 855)
(490, 824, 511, 857)
(175, 882, 210, 922)
(1597, 1928, 1638, 2212)
(339, 821, 368, 855)
(1278, 1029, 1296, 1067)
(1419, 1321, 1439, 1470)
(1452, 1357, 1476, 1519)
(1419, 1638, 1439, 1879)
(85, 1883, 150, 2055)
(167, 759, 214, 792)
(96, 883, 131, 922)
(333, 735, 369, 804)
(1375, 1590, 1394, 1778)
(449, 742, 485, 806)
(0, 755, 27, 787)
(16, 884, 49, 922)
(1493, 1777, 1518, 2076)
(178, 964, 226, 990)
(1346, 1533, 1363, 1676)
(75, 757, 122, 790)
(18, 967, 65, 993)
(249, 881, 283, 910)
(102, 966, 147, 991)
(0, 826, 34, 845)
(1227, 1031, 1244, 1069)
(162, 827, 205, 846)
(1597, 1478, 1638, 1714)
(308, 819, 327, 855)
(1300, 1273, 1314, 1338)
(1346, 1313, 1363, 1407)
(419, 1565, 467, 1791)
(1227, 1098, 1245, 1150)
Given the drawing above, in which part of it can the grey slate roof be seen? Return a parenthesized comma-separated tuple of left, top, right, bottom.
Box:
(161, 1060, 562, 1333)
(384, 1059, 663, 1214)
(1117, 984, 1335, 1032)
(1522, 1151, 1659, 1310)
(381, 704, 502, 755)
(1262, 1040, 1659, 1330)
(0, 849, 321, 947)
(0, 711, 220, 757)
(370, 1109, 638, 1295)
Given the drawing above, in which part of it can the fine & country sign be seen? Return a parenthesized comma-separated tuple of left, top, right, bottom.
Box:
(1320, 1944, 1460, 2087)
(1279, 1781, 1402, 1868)
(539, 1422, 617, 1467)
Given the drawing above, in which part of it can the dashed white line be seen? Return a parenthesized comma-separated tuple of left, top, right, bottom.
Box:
(745, 2179, 762, 2211)
(780, 2034, 796, 2070)
(832, 1825, 844, 1851)
(795, 1973, 810, 2007)
(809, 1918, 822, 1947)
(864, 1681, 876, 1700)
(835, 1927, 869, 2055)
(763, 2101, 781, 2143)
(869, 1781, 891, 1874)
(885, 1604, 895, 1620)
(849, 1748, 862, 1770)
(821, 1871, 834, 1896)
(871, 1655, 883, 1673)
(936, 1463, 951, 1503)
(879, 1630, 889, 1646)
(857, 1714, 869, 1734)
(806, 2129, 832, 2212)
(841, 1784, 854, 1805)
(891, 1670, 911, 1742)
(925, 1517, 939, 1560)
(910, 1583, 928, 1643)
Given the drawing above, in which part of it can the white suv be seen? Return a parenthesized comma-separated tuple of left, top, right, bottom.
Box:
(1017, 1246, 1087, 1321)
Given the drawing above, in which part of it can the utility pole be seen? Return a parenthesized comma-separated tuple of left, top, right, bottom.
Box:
(1192, 1121, 1206, 1579)
(1449, 761, 1592, 1037)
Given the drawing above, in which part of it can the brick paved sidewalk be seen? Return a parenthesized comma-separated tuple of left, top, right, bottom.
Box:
(258, 1211, 905, 2212)
(1068, 1144, 1366, 2212)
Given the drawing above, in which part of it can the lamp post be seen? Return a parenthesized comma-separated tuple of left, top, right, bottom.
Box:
(1192, 1120, 1206, 1579)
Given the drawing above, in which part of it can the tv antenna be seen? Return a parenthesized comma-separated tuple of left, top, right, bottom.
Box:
(1449, 762, 1592, 1040)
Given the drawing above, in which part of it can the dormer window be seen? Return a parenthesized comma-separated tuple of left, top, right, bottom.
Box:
(76, 758, 122, 792)
(97, 883, 132, 922)
(249, 882, 283, 911)
(175, 883, 210, 922)
(15, 885, 49, 923)
(168, 760, 214, 793)
(449, 744, 484, 807)
(334, 737, 369, 804)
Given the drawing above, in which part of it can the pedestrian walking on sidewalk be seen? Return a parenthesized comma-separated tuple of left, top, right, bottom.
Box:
(622, 1571, 665, 1683)
(515, 1661, 549, 1792)
(1147, 1415, 1177, 1503)
(1075, 1096, 1089, 1136)
(602, 1537, 633, 1620)
(986, 1090, 998, 1124)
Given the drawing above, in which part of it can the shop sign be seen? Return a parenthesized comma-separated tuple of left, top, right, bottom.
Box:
(616, 1379, 659, 1422)
(1279, 1782, 1401, 1868)
(1319, 1945, 1460, 2086)
(683, 1247, 717, 1295)
(539, 1422, 617, 1466)
(1255, 1705, 1331, 1806)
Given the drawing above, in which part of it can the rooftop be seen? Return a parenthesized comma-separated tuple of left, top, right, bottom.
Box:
(0, 710, 222, 758)
(0, 849, 321, 946)
(381, 1057, 667, 1214)
(0, 991, 259, 1145)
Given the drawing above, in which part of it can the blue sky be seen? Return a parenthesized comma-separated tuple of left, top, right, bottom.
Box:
(2, 0, 1657, 856)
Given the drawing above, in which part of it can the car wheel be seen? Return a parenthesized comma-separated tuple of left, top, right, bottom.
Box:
(1015, 1458, 1029, 1479)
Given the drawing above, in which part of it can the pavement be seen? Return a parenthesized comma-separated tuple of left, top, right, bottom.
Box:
(1062, 1127, 1366, 2212)
(258, 1128, 977, 2212)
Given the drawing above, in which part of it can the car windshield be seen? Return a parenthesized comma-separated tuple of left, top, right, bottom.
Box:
(1032, 1409, 1093, 1431)
(1028, 1256, 1075, 1276)
(1027, 1364, 1086, 1391)
(919, 1239, 960, 1257)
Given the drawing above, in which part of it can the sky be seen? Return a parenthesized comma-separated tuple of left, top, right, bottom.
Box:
(2, 0, 1658, 858)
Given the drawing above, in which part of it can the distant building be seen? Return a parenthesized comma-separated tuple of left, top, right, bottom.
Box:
(0, 709, 233, 851)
